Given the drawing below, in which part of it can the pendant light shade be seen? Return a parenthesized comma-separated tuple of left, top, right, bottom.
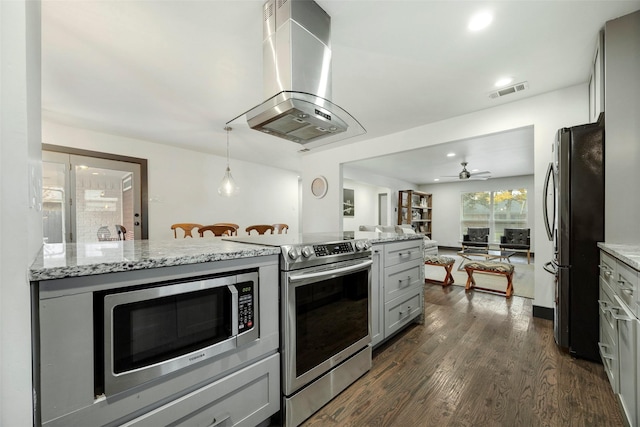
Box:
(218, 126, 239, 197)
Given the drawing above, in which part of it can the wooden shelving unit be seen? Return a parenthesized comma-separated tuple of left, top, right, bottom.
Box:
(397, 190, 432, 238)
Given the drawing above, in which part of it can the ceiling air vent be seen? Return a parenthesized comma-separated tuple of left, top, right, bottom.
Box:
(489, 81, 529, 99)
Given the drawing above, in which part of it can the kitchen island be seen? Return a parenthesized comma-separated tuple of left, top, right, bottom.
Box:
(29, 232, 424, 427)
(30, 239, 282, 427)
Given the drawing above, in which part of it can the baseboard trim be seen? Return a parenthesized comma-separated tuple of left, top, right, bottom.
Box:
(533, 305, 553, 320)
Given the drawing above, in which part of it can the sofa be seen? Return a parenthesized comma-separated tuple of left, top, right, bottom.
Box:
(358, 225, 438, 256)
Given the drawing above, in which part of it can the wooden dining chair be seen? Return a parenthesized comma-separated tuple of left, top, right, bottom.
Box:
(115, 225, 127, 240)
(272, 223, 289, 234)
(171, 223, 203, 238)
(198, 225, 237, 237)
(246, 225, 275, 235)
(212, 223, 240, 236)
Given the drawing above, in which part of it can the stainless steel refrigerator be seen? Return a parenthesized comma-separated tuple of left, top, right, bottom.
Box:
(543, 114, 604, 362)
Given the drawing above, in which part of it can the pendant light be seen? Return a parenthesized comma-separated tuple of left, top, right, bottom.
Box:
(218, 126, 239, 197)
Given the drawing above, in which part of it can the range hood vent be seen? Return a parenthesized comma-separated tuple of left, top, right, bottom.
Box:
(230, 0, 365, 149)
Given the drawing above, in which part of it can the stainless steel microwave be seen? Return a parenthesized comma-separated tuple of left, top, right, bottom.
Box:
(96, 271, 259, 396)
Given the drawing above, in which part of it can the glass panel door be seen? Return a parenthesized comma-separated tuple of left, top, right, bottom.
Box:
(42, 151, 142, 242)
(70, 155, 141, 242)
(42, 152, 70, 243)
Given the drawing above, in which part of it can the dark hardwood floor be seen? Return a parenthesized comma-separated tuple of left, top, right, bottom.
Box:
(302, 285, 624, 426)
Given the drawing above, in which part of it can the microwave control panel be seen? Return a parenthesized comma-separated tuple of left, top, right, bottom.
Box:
(237, 283, 254, 331)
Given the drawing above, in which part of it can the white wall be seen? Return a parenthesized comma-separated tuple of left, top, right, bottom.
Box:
(342, 179, 389, 231)
(0, 1, 41, 425)
(419, 175, 535, 248)
(343, 166, 418, 229)
(302, 84, 588, 309)
(43, 121, 300, 238)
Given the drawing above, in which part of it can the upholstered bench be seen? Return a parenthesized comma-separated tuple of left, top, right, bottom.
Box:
(424, 255, 455, 287)
(464, 261, 515, 298)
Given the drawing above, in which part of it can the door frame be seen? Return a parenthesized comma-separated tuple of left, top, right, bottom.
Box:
(43, 144, 149, 240)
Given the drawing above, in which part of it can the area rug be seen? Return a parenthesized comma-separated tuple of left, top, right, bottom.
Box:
(424, 254, 535, 299)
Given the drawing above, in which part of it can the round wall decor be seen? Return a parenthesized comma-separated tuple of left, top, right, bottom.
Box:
(311, 176, 328, 198)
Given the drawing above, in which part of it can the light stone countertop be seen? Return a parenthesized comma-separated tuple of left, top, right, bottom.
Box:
(29, 233, 423, 281)
(598, 243, 640, 270)
(351, 231, 425, 244)
(29, 239, 280, 281)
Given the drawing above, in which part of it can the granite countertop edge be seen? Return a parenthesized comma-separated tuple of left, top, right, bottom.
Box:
(29, 241, 281, 282)
(598, 243, 640, 270)
(30, 233, 421, 281)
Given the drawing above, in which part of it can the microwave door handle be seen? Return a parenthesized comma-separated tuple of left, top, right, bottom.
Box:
(227, 285, 239, 337)
(289, 259, 373, 282)
(543, 162, 555, 241)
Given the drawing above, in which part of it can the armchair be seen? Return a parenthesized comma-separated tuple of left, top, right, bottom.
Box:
(500, 228, 531, 264)
(462, 227, 490, 250)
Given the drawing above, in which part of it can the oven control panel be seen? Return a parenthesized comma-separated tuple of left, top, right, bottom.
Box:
(314, 242, 354, 257)
(282, 239, 372, 269)
(236, 283, 254, 331)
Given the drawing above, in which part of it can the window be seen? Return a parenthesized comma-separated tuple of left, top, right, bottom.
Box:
(461, 189, 527, 243)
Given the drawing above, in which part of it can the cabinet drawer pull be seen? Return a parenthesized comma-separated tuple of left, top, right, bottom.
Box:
(598, 342, 616, 361)
(398, 275, 412, 287)
(617, 279, 634, 292)
(598, 299, 612, 314)
(208, 415, 231, 427)
(398, 306, 412, 317)
(612, 310, 633, 322)
(398, 251, 412, 257)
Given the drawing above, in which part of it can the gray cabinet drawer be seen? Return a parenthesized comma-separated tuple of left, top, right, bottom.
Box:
(600, 251, 617, 287)
(600, 277, 618, 337)
(122, 354, 280, 427)
(384, 290, 422, 338)
(384, 240, 422, 267)
(599, 277, 618, 393)
(616, 260, 638, 313)
(384, 261, 422, 302)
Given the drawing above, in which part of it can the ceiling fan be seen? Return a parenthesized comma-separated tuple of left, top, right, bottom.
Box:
(442, 162, 492, 180)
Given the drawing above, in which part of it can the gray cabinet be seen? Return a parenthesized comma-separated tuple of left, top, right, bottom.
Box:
(604, 10, 640, 243)
(123, 353, 280, 427)
(372, 239, 424, 347)
(599, 249, 639, 427)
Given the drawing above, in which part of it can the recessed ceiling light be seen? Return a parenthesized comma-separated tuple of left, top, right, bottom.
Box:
(495, 77, 513, 87)
(468, 11, 493, 32)
(434, 178, 440, 182)
(447, 152, 456, 157)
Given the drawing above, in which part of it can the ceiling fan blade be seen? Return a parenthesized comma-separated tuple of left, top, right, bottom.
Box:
(471, 171, 491, 176)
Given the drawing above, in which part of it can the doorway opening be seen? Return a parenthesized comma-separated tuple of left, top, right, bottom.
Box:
(42, 144, 148, 243)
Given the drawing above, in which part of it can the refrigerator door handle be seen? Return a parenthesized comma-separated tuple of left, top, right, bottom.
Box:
(543, 260, 558, 275)
(542, 162, 555, 241)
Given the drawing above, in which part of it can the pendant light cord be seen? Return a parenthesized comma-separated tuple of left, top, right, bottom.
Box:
(224, 126, 232, 168)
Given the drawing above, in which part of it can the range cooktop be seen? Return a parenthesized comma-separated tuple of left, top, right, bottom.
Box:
(224, 232, 370, 270)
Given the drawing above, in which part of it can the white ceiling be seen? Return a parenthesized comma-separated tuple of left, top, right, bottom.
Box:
(41, 1, 640, 177)
(345, 125, 534, 185)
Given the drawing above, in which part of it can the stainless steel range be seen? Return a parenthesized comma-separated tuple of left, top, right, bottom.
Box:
(228, 233, 373, 426)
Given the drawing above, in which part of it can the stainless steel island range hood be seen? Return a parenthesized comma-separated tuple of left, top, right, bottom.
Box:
(231, 0, 365, 149)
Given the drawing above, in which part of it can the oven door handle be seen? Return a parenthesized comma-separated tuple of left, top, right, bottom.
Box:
(288, 259, 373, 282)
(228, 285, 239, 337)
